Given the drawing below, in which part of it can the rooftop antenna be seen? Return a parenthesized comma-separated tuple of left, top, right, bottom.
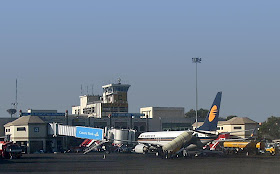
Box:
(87, 86, 89, 95)
(81, 84, 83, 96)
(92, 84, 94, 95)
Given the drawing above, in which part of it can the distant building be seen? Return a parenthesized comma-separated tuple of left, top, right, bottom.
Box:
(0, 118, 16, 139)
(72, 80, 130, 118)
(22, 109, 67, 124)
(4, 116, 48, 154)
(19, 109, 148, 132)
(1, 79, 200, 153)
(192, 117, 258, 138)
(140, 107, 193, 131)
(219, 117, 258, 138)
(140, 107, 185, 119)
(16, 106, 194, 134)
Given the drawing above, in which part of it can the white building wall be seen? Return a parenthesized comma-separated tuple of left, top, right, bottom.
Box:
(13, 125, 29, 139)
(140, 107, 185, 119)
(80, 96, 88, 114)
(140, 107, 153, 118)
(218, 124, 246, 138)
(72, 95, 103, 117)
(5, 126, 16, 140)
(72, 106, 80, 115)
(96, 103, 102, 118)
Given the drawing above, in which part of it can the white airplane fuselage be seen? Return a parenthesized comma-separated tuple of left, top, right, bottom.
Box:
(138, 131, 186, 146)
(137, 130, 216, 149)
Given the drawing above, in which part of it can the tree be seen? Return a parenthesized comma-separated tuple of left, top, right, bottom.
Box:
(185, 108, 209, 119)
(226, 115, 237, 120)
(259, 116, 280, 140)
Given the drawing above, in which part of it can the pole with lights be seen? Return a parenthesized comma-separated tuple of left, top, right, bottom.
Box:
(192, 57, 202, 129)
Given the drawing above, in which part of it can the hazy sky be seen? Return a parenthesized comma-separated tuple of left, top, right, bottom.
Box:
(1, 1, 280, 122)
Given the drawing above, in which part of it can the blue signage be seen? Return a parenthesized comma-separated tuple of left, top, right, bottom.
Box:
(76, 127, 103, 140)
(22, 113, 65, 116)
(111, 113, 145, 118)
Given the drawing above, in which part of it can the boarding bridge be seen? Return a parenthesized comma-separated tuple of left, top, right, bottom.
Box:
(48, 123, 136, 154)
(48, 123, 104, 141)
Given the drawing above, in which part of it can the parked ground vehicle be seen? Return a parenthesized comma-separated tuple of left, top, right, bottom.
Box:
(265, 143, 277, 156)
(0, 141, 22, 159)
(222, 141, 261, 155)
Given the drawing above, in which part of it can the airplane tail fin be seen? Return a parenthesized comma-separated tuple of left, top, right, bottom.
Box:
(197, 92, 222, 131)
(248, 128, 257, 140)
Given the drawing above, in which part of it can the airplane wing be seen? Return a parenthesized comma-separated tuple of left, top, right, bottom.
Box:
(214, 128, 257, 142)
(213, 138, 250, 142)
(107, 139, 139, 143)
(193, 130, 217, 136)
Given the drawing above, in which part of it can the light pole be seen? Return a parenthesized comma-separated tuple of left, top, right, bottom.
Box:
(192, 58, 202, 129)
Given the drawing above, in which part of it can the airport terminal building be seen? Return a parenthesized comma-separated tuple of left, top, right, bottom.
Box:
(70, 81, 193, 131)
(1, 81, 259, 153)
(2, 81, 194, 153)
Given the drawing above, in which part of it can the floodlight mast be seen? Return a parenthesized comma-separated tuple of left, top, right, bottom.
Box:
(192, 58, 202, 129)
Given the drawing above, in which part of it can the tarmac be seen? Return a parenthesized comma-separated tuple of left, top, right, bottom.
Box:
(1, 153, 280, 174)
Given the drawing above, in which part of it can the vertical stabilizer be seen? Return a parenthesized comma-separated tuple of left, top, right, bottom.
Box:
(197, 92, 222, 131)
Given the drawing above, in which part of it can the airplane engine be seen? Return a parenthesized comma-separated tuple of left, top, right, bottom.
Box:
(134, 144, 148, 154)
(162, 131, 193, 155)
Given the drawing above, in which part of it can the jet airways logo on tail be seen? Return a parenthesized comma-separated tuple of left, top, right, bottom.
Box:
(208, 105, 218, 122)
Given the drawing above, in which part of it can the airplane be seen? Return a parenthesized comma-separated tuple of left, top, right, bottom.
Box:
(134, 91, 222, 158)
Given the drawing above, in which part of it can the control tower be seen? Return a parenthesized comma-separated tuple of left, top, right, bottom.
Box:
(72, 79, 131, 118)
(102, 78, 130, 104)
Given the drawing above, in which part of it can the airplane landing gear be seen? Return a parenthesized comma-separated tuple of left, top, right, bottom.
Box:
(183, 149, 189, 158)
(162, 150, 169, 159)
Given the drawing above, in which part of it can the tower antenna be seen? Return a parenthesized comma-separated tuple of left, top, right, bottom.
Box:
(15, 78, 18, 110)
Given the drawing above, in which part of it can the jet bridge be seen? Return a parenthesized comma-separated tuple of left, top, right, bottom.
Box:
(48, 123, 104, 141)
(48, 123, 137, 154)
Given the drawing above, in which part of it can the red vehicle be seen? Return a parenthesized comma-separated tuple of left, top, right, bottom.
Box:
(203, 133, 230, 151)
(0, 141, 22, 159)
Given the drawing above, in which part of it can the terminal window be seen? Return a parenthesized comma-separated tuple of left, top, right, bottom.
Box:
(234, 126, 242, 130)
(17, 127, 26, 131)
(34, 127, 40, 132)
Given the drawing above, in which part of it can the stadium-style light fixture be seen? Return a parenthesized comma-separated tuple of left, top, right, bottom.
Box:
(192, 58, 202, 129)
